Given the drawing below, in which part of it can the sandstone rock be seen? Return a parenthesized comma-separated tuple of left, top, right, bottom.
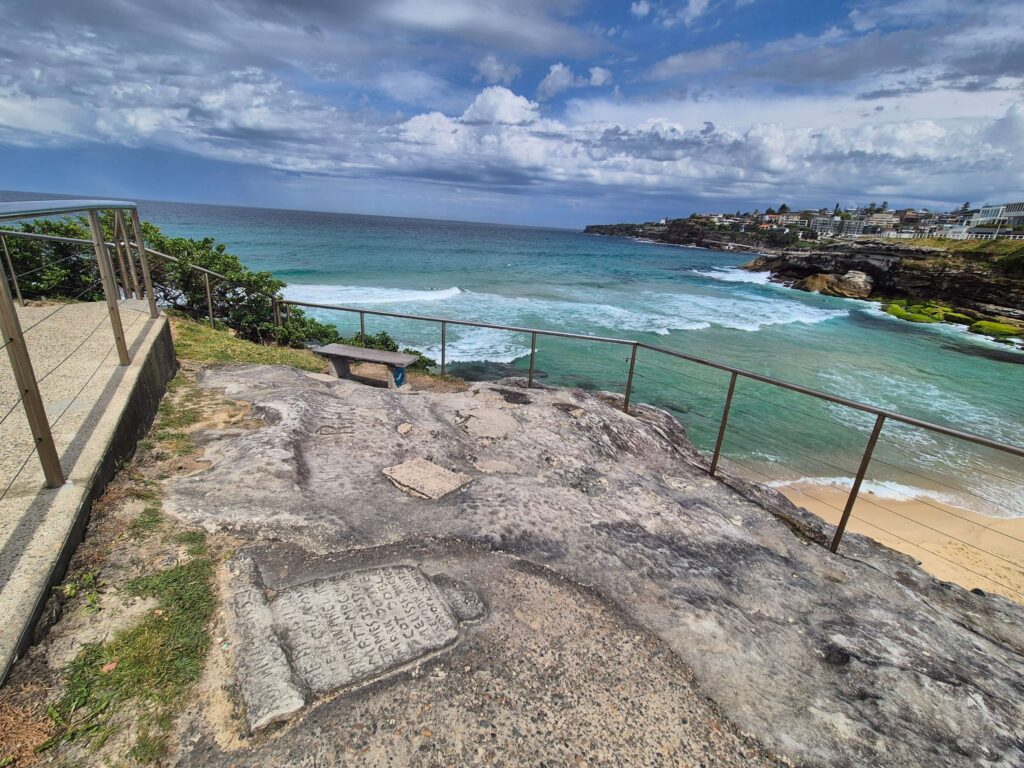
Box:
(170, 365, 1024, 767)
(794, 270, 872, 299)
(225, 555, 483, 733)
(456, 407, 520, 440)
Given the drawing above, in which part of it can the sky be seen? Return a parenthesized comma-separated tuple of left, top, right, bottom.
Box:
(0, 0, 1022, 227)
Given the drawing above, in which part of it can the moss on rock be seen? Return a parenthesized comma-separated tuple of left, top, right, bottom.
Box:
(885, 304, 939, 323)
(968, 321, 1024, 339)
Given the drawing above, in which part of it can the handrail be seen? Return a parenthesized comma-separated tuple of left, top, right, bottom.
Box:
(0, 230, 268, 292)
(280, 297, 1024, 458)
(280, 299, 636, 346)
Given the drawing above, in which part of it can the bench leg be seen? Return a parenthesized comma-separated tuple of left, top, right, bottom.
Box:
(328, 358, 351, 379)
(387, 366, 408, 389)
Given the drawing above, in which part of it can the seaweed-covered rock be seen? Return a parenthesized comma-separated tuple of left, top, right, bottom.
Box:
(969, 320, 1024, 339)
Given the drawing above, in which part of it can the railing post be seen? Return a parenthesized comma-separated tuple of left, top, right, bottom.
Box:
(528, 331, 537, 388)
(0, 249, 64, 488)
(709, 372, 738, 477)
(440, 320, 446, 376)
(115, 210, 141, 299)
(284, 302, 291, 323)
(204, 273, 215, 329)
(1, 235, 24, 307)
(86, 210, 130, 365)
(110, 217, 132, 299)
(129, 210, 159, 318)
(359, 311, 365, 339)
(830, 414, 886, 553)
(622, 342, 638, 413)
(112, 218, 134, 303)
(272, 296, 281, 327)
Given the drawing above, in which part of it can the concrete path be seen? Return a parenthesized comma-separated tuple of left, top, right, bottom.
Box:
(0, 300, 174, 682)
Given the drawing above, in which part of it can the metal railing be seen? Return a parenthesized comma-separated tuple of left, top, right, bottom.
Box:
(274, 300, 1024, 570)
(3, 208, 1023, 597)
(0, 200, 160, 494)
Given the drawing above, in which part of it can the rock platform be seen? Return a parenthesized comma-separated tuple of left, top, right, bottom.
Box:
(169, 365, 1024, 767)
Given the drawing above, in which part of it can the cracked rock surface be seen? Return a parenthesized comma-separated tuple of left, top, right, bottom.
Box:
(169, 364, 1024, 768)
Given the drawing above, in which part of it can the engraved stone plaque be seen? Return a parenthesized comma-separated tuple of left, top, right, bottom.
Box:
(272, 566, 461, 693)
(226, 558, 483, 733)
(226, 558, 306, 732)
(382, 457, 471, 499)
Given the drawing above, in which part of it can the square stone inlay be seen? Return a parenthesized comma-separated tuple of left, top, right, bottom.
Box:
(382, 457, 471, 499)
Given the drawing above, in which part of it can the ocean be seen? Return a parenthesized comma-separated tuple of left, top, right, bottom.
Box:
(26, 196, 1024, 516)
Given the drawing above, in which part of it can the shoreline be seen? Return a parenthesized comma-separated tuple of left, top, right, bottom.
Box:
(775, 481, 1024, 602)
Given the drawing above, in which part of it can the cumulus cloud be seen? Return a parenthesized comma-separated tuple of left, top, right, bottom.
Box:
(461, 87, 539, 124)
(658, 0, 712, 28)
(387, 92, 1024, 205)
(475, 54, 522, 85)
(0, 0, 1020, 214)
(630, 1, 652, 18)
(537, 63, 583, 100)
(537, 63, 614, 99)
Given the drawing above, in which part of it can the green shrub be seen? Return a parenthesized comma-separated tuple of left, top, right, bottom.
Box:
(7, 216, 444, 365)
(341, 330, 437, 371)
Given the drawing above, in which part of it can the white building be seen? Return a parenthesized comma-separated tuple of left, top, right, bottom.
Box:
(810, 216, 840, 236)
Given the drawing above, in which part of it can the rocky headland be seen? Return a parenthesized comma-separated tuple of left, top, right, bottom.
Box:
(586, 221, 1024, 343)
(742, 241, 1024, 343)
(585, 219, 775, 252)
(163, 365, 1024, 768)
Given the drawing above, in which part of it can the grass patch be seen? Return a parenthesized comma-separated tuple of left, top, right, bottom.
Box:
(43, 545, 215, 762)
(175, 531, 207, 558)
(151, 375, 201, 456)
(170, 313, 325, 371)
(128, 506, 163, 540)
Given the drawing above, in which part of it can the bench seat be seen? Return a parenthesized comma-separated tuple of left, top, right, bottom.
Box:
(313, 343, 419, 388)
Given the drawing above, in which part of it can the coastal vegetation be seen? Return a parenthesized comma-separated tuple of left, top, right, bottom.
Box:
(4, 215, 438, 368)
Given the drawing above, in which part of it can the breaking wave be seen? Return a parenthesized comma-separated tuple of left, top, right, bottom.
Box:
(284, 284, 462, 305)
(692, 267, 773, 285)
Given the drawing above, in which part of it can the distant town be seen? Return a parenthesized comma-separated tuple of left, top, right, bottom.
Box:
(678, 200, 1024, 242)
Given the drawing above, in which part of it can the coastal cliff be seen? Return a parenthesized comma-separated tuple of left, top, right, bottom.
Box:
(586, 220, 1024, 339)
(585, 219, 781, 251)
(742, 240, 1024, 321)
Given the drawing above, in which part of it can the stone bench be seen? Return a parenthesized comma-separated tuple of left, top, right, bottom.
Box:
(313, 343, 419, 389)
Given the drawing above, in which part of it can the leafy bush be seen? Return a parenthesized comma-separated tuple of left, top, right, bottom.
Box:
(2, 217, 103, 301)
(4, 215, 449, 366)
(138, 220, 341, 346)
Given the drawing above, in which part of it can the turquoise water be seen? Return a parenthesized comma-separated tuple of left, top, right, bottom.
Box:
(139, 200, 1024, 517)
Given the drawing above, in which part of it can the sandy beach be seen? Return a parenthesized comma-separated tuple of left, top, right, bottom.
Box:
(775, 481, 1024, 603)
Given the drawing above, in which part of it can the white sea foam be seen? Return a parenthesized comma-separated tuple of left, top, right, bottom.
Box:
(421, 327, 530, 363)
(284, 283, 462, 305)
(286, 280, 848, 353)
(769, 476, 961, 505)
(692, 267, 772, 285)
(644, 291, 847, 332)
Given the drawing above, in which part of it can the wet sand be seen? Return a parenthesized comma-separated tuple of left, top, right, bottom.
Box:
(777, 482, 1024, 603)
